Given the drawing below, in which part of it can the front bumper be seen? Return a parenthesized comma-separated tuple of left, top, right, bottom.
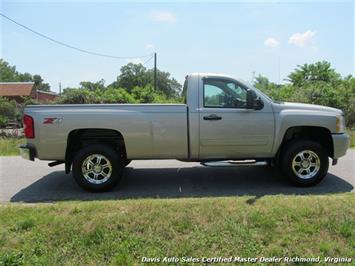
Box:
(332, 133, 349, 159)
(19, 144, 36, 161)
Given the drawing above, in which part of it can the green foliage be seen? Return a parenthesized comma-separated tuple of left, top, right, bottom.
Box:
(79, 79, 106, 91)
(33, 74, 50, 92)
(101, 87, 137, 103)
(111, 62, 182, 98)
(0, 97, 39, 127)
(347, 128, 355, 148)
(0, 194, 354, 265)
(253, 61, 355, 126)
(112, 63, 149, 91)
(57, 62, 182, 104)
(58, 88, 99, 104)
(0, 59, 24, 81)
(0, 59, 51, 91)
(14, 217, 36, 232)
(58, 87, 134, 104)
(147, 68, 182, 98)
(130, 85, 174, 103)
(0, 97, 17, 127)
(59, 84, 177, 104)
(0, 137, 26, 156)
(253, 75, 283, 100)
(287, 61, 341, 87)
(16, 97, 40, 123)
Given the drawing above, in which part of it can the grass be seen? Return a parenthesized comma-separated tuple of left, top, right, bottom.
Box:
(0, 194, 354, 265)
(347, 128, 355, 148)
(0, 137, 25, 156)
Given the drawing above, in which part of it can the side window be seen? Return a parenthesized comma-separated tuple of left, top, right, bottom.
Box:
(204, 84, 226, 107)
(203, 79, 247, 108)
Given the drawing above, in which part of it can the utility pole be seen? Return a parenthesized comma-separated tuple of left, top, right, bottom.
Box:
(59, 81, 62, 96)
(251, 71, 256, 83)
(154, 52, 157, 91)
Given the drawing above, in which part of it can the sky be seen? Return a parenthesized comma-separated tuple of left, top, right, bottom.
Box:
(0, 0, 354, 93)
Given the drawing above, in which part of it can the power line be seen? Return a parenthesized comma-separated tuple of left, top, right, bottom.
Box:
(0, 13, 153, 60)
(142, 55, 154, 66)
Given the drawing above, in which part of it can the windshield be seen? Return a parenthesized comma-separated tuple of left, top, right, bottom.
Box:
(240, 80, 274, 103)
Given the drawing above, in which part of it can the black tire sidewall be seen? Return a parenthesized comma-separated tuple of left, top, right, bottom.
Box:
(281, 140, 329, 186)
(72, 144, 123, 192)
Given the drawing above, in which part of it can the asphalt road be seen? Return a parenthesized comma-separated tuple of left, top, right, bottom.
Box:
(0, 150, 354, 203)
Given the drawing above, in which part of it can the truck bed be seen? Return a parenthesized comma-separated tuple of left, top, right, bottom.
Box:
(25, 104, 189, 160)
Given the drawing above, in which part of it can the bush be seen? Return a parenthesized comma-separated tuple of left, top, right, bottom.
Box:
(57, 86, 180, 105)
(102, 87, 136, 103)
(0, 115, 8, 127)
(58, 88, 96, 104)
(0, 97, 17, 127)
(254, 73, 355, 126)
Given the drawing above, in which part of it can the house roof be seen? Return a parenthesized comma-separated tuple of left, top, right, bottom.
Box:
(37, 90, 57, 96)
(0, 82, 35, 97)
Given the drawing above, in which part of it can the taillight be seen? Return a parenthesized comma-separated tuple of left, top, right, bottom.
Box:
(23, 115, 35, 138)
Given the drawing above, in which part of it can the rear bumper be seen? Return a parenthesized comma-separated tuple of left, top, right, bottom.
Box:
(332, 133, 349, 159)
(19, 144, 36, 161)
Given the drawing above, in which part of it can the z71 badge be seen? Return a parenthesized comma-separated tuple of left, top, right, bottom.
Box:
(43, 117, 63, 124)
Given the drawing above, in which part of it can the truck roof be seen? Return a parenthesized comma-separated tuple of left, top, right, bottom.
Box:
(188, 72, 247, 86)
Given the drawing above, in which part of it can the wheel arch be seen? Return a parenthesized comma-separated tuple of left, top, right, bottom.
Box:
(65, 128, 127, 173)
(275, 126, 333, 162)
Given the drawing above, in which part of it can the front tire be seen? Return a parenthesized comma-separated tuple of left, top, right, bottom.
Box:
(280, 140, 329, 187)
(72, 144, 124, 192)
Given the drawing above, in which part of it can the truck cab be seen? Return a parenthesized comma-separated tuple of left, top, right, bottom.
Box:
(185, 73, 275, 160)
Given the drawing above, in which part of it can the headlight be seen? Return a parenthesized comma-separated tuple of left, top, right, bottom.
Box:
(336, 115, 345, 133)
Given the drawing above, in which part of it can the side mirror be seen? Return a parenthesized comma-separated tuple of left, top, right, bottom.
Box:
(246, 89, 264, 110)
(246, 89, 257, 109)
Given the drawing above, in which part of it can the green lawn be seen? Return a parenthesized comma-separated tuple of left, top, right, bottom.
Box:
(0, 194, 354, 265)
(348, 129, 355, 148)
(0, 137, 25, 156)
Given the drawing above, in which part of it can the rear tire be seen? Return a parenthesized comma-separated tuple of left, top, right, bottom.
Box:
(72, 144, 123, 192)
(280, 140, 329, 187)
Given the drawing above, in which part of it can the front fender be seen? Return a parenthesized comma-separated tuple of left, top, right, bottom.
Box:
(272, 110, 336, 155)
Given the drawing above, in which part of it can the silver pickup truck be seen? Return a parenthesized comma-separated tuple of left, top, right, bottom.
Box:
(20, 73, 349, 192)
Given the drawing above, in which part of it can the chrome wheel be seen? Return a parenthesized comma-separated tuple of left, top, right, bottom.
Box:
(81, 154, 112, 184)
(292, 150, 320, 179)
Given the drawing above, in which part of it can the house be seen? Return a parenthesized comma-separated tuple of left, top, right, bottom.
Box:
(0, 82, 58, 103)
(36, 90, 58, 102)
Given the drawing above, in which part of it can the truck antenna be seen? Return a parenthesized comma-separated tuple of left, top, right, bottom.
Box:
(154, 52, 157, 91)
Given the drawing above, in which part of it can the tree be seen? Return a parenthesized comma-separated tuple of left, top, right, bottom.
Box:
(33, 74, 50, 92)
(111, 63, 182, 97)
(252, 74, 284, 101)
(0, 59, 19, 81)
(147, 69, 182, 98)
(79, 79, 106, 91)
(0, 97, 16, 126)
(59, 88, 97, 104)
(113, 63, 149, 92)
(0, 59, 51, 91)
(287, 61, 341, 87)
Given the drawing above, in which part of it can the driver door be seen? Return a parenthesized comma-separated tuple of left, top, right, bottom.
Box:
(199, 78, 274, 159)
